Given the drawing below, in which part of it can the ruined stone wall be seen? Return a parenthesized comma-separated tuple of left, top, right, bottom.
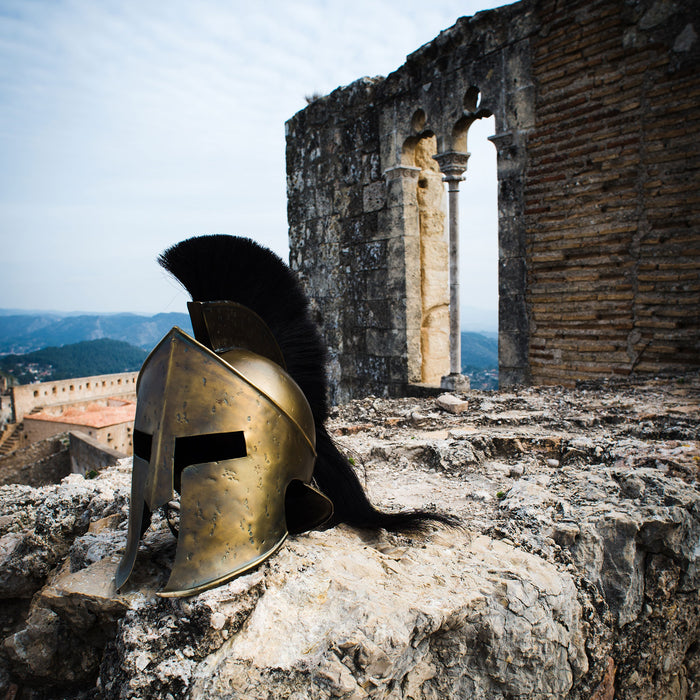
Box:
(287, 3, 535, 403)
(0, 434, 70, 487)
(525, 0, 700, 383)
(287, 79, 385, 402)
(68, 431, 125, 476)
(287, 0, 699, 402)
(415, 136, 450, 386)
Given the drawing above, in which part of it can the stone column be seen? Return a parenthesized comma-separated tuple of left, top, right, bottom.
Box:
(488, 132, 530, 387)
(382, 165, 422, 387)
(433, 151, 471, 391)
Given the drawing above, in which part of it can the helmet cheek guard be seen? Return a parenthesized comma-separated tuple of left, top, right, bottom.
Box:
(115, 327, 332, 597)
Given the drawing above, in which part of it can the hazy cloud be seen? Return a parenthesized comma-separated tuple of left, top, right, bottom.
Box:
(1, 0, 506, 316)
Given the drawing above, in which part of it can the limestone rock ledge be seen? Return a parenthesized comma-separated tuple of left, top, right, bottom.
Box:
(0, 376, 698, 699)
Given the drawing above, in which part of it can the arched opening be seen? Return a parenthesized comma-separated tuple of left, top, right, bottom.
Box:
(458, 114, 498, 389)
(401, 126, 450, 386)
(414, 134, 449, 385)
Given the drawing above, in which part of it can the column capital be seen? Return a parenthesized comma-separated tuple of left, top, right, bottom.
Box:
(487, 132, 514, 148)
(433, 151, 470, 182)
(383, 165, 421, 181)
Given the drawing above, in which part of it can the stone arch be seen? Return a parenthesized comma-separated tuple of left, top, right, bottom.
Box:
(390, 84, 502, 389)
(287, 6, 536, 402)
(452, 87, 493, 152)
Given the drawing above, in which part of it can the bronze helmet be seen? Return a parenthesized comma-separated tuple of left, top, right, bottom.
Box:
(115, 302, 332, 597)
(117, 235, 455, 597)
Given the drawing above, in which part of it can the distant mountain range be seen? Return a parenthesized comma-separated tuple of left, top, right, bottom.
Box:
(460, 331, 498, 370)
(0, 311, 192, 355)
(0, 310, 499, 389)
(461, 331, 498, 390)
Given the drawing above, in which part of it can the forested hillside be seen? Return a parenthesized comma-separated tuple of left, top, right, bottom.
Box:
(0, 312, 499, 389)
(461, 331, 498, 390)
(460, 331, 498, 370)
(0, 339, 147, 384)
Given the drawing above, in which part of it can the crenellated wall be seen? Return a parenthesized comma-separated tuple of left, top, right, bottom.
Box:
(286, 0, 699, 403)
(11, 372, 138, 423)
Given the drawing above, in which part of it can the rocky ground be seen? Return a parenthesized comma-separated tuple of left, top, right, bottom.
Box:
(0, 374, 698, 699)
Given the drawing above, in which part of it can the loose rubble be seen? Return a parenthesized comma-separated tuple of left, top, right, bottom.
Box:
(0, 375, 698, 699)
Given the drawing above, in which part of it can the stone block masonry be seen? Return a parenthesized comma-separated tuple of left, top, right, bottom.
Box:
(286, 0, 699, 403)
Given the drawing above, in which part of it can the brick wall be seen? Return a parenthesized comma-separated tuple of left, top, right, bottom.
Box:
(525, 0, 700, 383)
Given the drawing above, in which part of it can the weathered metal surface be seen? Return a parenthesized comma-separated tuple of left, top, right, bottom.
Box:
(116, 328, 331, 597)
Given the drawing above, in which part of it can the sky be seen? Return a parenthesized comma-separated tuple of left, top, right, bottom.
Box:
(0, 0, 508, 328)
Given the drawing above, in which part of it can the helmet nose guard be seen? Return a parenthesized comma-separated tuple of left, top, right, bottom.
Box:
(115, 327, 332, 597)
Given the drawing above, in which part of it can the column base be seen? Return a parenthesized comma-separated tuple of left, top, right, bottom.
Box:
(440, 373, 470, 392)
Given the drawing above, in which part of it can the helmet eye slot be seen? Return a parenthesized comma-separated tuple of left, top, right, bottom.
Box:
(173, 431, 247, 472)
(133, 429, 153, 461)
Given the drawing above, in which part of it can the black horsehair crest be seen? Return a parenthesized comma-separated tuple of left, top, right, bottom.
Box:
(159, 235, 457, 531)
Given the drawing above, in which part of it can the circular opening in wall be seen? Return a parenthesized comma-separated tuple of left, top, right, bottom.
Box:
(411, 109, 426, 133)
(464, 86, 481, 112)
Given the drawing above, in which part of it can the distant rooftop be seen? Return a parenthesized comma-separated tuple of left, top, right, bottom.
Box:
(25, 400, 135, 429)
